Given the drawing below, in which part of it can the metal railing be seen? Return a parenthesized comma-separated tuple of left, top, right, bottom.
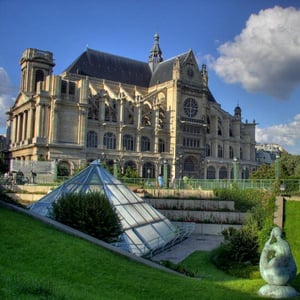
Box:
(120, 178, 300, 192)
(2, 174, 300, 193)
(112, 222, 196, 258)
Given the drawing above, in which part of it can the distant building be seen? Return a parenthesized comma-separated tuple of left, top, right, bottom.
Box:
(255, 143, 284, 165)
(7, 34, 257, 179)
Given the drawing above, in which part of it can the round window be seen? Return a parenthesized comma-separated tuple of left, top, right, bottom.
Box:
(183, 98, 198, 118)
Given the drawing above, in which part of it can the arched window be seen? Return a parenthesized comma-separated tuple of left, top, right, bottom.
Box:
(61, 80, 67, 94)
(104, 100, 117, 122)
(142, 104, 152, 126)
(57, 160, 71, 176)
(141, 136, 150, 151)
(124, 160, 137, 172)
(125, 102, 134, 124)
(158, 106, 166, 129)
(103, 132, 116, 149)
(206, 116, 210, 133)
(123, 134, 134, 151)
(206, 144, 211, 156)
(229, 124, 233, 137)
(219, 166, 227, 179)
(183, 157, 194, 171)
(218, 144, 223, 158)
(158, 138, 165, 153)
(143, 162, 155, 178)
(88, 97, 99, 120)
(87, 131, 98, 148)
(207, 166, 216, 179)
(35, 70, 44, 91)
(229, 146, 234, 159)
(218, 117, 223, 136)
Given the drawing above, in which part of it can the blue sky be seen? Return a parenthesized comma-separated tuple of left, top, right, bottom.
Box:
(1, 0, 300, 154)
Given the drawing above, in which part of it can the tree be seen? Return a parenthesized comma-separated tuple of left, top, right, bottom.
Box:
(52, 192, 122, 243)
(251, 153, 300, 179)
(250, 164, 275, 179)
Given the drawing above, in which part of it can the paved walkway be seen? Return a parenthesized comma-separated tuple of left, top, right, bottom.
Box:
(152, 234, 224, 264)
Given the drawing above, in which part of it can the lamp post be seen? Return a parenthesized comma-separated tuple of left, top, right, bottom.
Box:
(113, 159, 119, 178)
(275, 154, 281, 180)
(163, 159, 168, 189)
(233, 157, 239, 181)
(99, 152, 106, 164)
(147, 168, 150, 186)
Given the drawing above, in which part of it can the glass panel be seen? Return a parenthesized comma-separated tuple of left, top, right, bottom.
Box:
(133, 204, 155, 223)
(105, 188, 121, 205)
(152, 221, 176, 243)
(134, 225, 165, 249)
(124, 230, 149, 255)
(117, 185, 143, 203)
(123, 205, 146, 224)
(98, 169, 120, 184)
(141, 203, 164, 220)
(105, 185, 130, 204)
(116, 205, 138, 227)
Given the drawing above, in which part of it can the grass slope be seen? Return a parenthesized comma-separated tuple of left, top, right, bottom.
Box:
(1, 200, 300, 299)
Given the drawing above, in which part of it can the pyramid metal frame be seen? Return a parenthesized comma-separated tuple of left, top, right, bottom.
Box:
(30, 160, 180, 256)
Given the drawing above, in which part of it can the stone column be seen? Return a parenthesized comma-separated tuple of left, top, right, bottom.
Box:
(16, 114, 21, 142)
(154, 106, 159, 153)
(99, 97, 105, 123)
(21, 110, 27, 141)
(78, 107, 87, 146)
(119, 98, 124, 124)
(28, 107, 35, 139)
(11, 115, 16, 143)
(35, 104, 42, 137)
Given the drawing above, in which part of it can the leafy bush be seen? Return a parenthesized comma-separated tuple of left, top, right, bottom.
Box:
(214, 187, 270, 211)
(211, 188, 276, 276)
(51, 192, 122, 242)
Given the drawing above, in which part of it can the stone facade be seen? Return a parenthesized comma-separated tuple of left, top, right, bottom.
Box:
(7, 34, 257, 179)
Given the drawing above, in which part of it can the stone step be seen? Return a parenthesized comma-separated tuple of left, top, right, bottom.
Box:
(144, 198, 235, 211)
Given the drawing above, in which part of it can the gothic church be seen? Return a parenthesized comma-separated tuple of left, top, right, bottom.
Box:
(7, 34, 257, 179)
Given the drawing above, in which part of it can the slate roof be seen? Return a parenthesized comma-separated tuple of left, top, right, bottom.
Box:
(63, 47, 217, 102)
(149, 52, 187, 86)
(64, 48, 152, 87)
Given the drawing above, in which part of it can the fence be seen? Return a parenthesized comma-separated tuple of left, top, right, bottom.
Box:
(120, 178, 300, 193)
(2, 169, 300, 193)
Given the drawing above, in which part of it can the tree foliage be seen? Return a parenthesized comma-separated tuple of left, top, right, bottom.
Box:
(211, 188, 276, 276)
(52, 192, 122, 243)
(251, 153, 300, 179)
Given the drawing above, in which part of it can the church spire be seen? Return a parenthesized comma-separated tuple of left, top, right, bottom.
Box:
(148, 33, 163, 72)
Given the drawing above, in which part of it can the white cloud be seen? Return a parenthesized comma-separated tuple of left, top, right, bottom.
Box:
(0, 67, 16, 129)
(256, 114, 300, 149)
(208, 6, 300, 99)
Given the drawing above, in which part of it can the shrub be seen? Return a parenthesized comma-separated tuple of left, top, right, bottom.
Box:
(211, 188, 276, 276)
(214, 187, 263, 211)
(51, 192, 122, 243)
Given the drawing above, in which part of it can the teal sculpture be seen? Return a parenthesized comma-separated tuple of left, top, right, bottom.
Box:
(259, 227, 298, 298)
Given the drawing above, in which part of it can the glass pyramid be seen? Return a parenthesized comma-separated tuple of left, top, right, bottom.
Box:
(29, 160, 179, 256)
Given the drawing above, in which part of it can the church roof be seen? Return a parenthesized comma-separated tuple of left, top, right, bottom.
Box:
(63, 40, 217, 102)
(29, 160, 179, 256)
(64, 48, 152, 87)
(149, 52, 187, 86)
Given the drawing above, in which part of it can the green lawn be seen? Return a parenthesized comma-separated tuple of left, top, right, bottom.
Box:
(1, 200, 300, 299)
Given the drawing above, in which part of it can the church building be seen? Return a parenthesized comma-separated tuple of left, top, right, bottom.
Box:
(7, 34, 257, 179)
